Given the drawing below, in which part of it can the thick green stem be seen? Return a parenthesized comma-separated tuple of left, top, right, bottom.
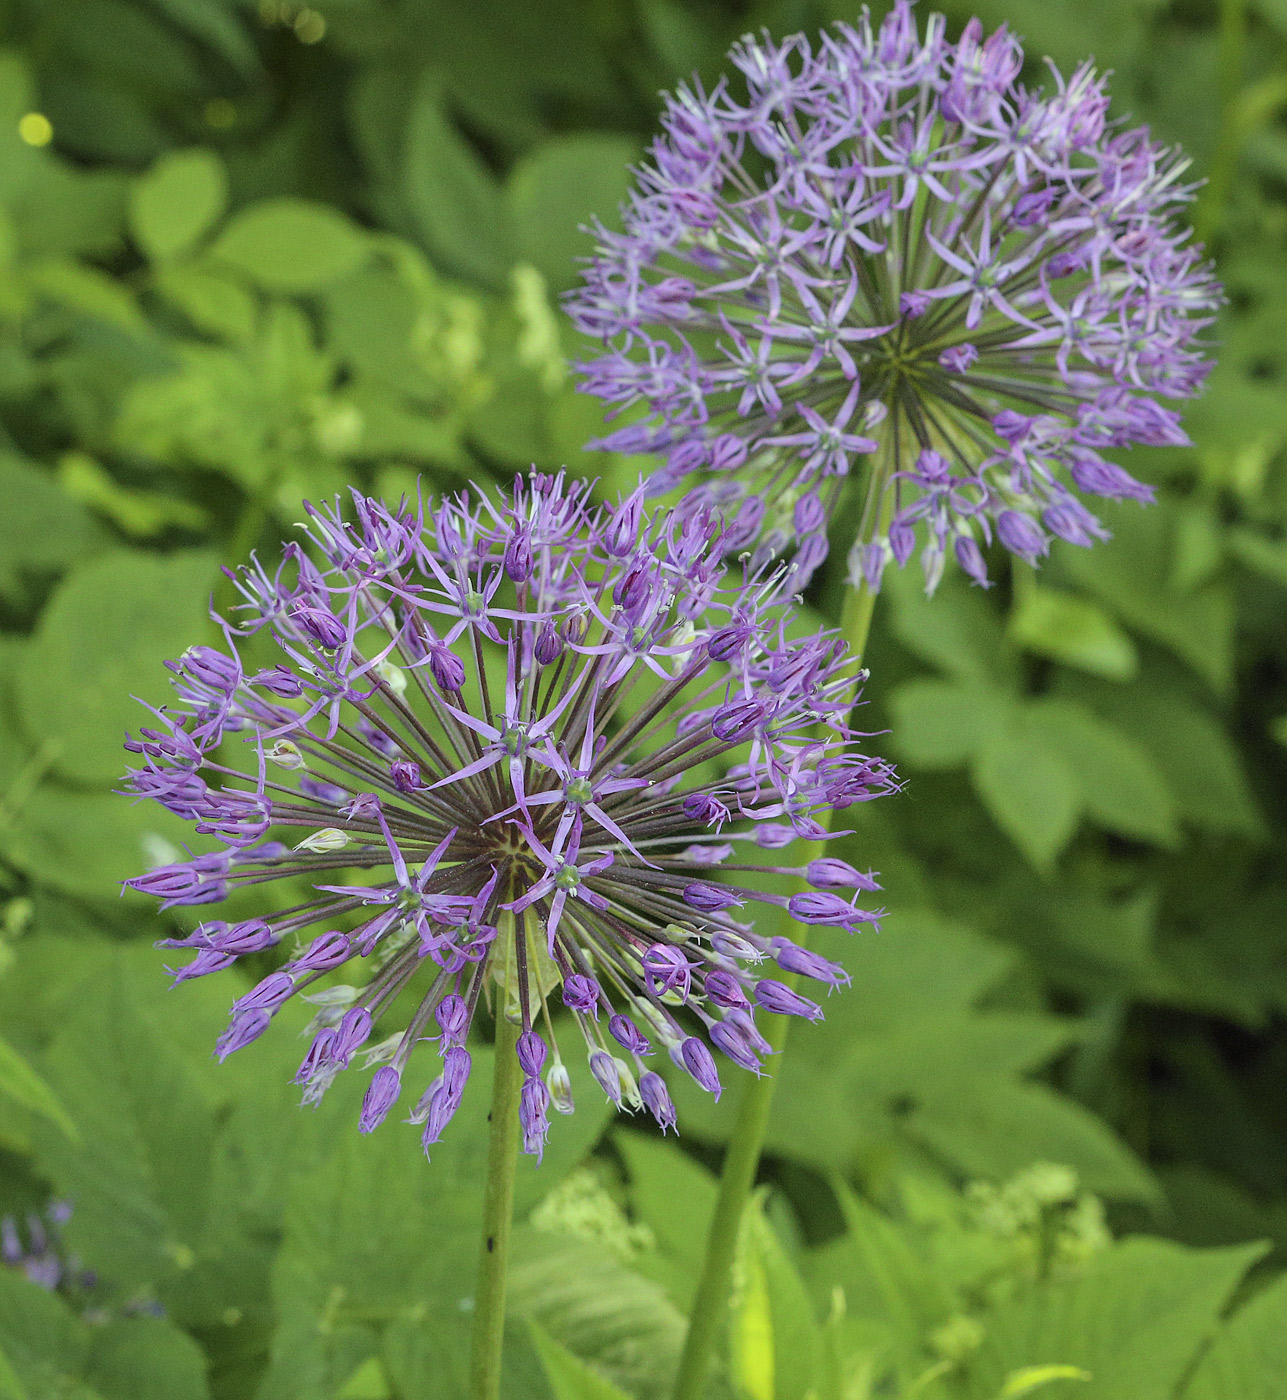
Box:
(469, 1008, 523, 1400)
(669, 582, 877, 1400)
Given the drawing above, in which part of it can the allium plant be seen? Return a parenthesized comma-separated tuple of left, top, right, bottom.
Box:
(122, 474, 897, 1160)
(567, 0, 1220, 591)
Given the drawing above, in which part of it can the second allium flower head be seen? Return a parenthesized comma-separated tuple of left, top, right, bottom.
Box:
(567, 1, 1220, 592)
(124, 477, 896, 1160)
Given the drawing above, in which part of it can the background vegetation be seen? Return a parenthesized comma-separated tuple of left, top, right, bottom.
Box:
(1, 0, 1286, 1396)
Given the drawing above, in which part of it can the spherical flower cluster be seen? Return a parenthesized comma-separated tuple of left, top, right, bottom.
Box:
(122, 475, 897, 1161)
(567, 1, 1219, 591)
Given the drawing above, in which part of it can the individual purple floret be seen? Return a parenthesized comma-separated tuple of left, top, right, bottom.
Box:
(122, 474, 898, 1159)
(566, 2, 1220, 591)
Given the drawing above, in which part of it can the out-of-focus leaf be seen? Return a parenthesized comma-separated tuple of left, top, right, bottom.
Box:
(0, 455, 105, 581)
(508, 135, 637, 292)
(731, 1193, 822, 1400)
(528, 1321, 633, 1400)
(0, 1268, 209, 1400)
(0, 1035, 75, 1138)
(404, 73, 513, 287)
(1009, 589, 1139, 681)
(966, 1240, 1264, 1400)
(884, 566, 1016, 685)
(153, 263, 257, 344)
(972, 727, 1081, 871)
(999, 1366, 1092, 1396)
(889, 680, 1016, 768)
(1025, 699, 1179, 847)
(57, 452, 209, 537)
(212, 199, 369, 293)
(28, 957, 217, 1295)
(910, 1082, 1158, 1204)
(14, 550, 216, 784)
(1183, 1272, 1287, 1399)
(129, 148, 227, 262)
(1060, 506, 1235, 694)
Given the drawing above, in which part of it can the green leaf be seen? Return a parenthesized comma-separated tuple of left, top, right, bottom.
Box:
(889, 680, 1016, 768)
(1009, 589, 1138, 681)
(528, 1321, 633, 1400)
(730, 1199, 776, 1400)
(0, 454, 104, 581)
(733, 1194, 822, 1400)
(1060, 505, 1235, 694)
(0, 783, 200, 902)
(29, 957, 218, 1295)
(0, 1034, 75, 1138)
(968, 1240, 1265, 1400)
(508, 135, 637, 291)
(883, 566, 1016, 686)
(261, 1049, 610, 1400)
(1026, 699, 1180, 847)
(1183, 1273, 1287, 1399)
(404, 73, 513, 287)
(212, 198, 369, 294)
(910, 1082, 1157, 1203)
(129, 148, 227, 262)
(1000, 1365, 1093, 1397)
(972, 727, 1081, 871)
(1068, 684, 1264, 839)
(14, 549, 216, 784)
(154, 263, 257, 344)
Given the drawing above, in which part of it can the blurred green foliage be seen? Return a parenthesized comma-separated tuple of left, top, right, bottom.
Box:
(2, 0, 1287, 1397)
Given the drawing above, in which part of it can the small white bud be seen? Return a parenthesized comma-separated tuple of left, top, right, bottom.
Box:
(295, 827, 351, 852)
(268, 739, 308, 770)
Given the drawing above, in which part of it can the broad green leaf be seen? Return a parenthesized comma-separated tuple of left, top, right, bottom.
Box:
(212, 198, 368, 293)
(964, 1240, 1265, 1400)
(910, 1082, 1157, 1203)
(1060, 505, 1234, 694)
(405, 73, 513, 287)
(57, 452, 210, 537)
(617, 1131, 717, 1283)
(1026, 699, 1179, 847)
(0, 1034, 75, 1137)
(29, 958, 217, 1295)
(883, 566, 1016, 686)
(1069, 685, 1264, 839)
(511, 1230, 685, 1399)
(129, 148, 227, 262)
(1183, 1273, 1287, 1399)
(15, 550, 216, 784)
(25, 258, 145, 333)
(528, 1321, 633, 1400)
(889, 680, 1015, 768)
(154, 263, 257, 344)
(0, 454, 104, 580)
(0, 783, 200, 902)
(508, 135, 637, 291)
(0, 1269, 208, 1400)
(828, 1184, 957, 1350)
(1009, 589, 1138, 681)
(972, 727, 1081, 871)
(262, 1049, 610, 1400)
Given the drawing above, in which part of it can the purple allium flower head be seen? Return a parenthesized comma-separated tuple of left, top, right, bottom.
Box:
(122, 473, 897, 1159)
(567, 2, 1219, 592)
